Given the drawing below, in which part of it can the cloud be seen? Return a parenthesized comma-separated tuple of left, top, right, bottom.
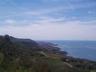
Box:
(0, 19, 96, 40)
(25, 7, 66, 16)
(1, 19, 32, 26)
(5, 19, 16, 24)
(0, 0, 96, 40)
(0, 0, 95, 23)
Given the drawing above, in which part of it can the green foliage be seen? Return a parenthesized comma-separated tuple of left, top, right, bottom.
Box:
(0, 52, 4, 64)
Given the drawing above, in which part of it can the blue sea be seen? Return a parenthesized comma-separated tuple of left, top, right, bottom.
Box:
(47, 40, 96, 61)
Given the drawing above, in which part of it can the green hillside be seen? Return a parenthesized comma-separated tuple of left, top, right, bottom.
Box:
(0, 35, 96, 72)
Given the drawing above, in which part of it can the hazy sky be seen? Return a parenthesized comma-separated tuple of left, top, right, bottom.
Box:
(0, 0, 96, 40)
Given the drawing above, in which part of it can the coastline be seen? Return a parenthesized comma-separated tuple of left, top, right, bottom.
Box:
(45, 40, 96, 61)
(37, 41, 96, 62)
(0, 35, 96, 72)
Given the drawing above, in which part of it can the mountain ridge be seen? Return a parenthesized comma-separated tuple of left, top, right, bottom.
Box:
(0, 35, 96, 72)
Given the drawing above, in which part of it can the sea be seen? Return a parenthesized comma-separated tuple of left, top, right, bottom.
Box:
(46, 40, 96, 61)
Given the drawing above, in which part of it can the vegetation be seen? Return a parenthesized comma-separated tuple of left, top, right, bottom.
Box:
(0, 35, 96, 72)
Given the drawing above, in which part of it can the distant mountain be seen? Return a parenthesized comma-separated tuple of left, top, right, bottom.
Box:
(0, 35, 42, 58)
(0, 35, 96, 72)
(5, 35, 39, 48)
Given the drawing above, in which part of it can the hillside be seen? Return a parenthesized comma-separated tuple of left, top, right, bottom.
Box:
(0, 35, 96, 72)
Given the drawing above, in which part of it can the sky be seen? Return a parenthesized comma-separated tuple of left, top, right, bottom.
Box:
(0, 0, 96, 40)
